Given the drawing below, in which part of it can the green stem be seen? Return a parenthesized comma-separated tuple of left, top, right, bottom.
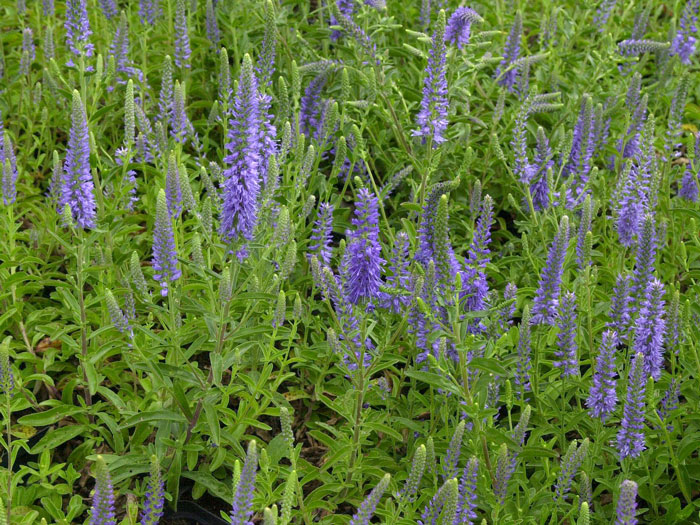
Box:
(76, 236, 93, 413)
(5, 393, 11, 524)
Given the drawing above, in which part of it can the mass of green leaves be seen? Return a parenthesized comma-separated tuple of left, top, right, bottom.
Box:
(0, 0, 699, 523)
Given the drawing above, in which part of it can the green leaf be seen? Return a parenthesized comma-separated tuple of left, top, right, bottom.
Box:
(30, 425, 87, 453)
(120, 410, 188, 428)
(18, 405, 84, 426)
(468, 357, 508, 376)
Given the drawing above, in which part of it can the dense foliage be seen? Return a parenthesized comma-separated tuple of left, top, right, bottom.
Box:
(0, 0, 699, 523)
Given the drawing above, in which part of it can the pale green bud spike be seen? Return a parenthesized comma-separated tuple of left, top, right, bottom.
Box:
(577, 501, 590, 525)
(274, 290, 286, 327)
(105, 54, 116, 86)
(507, 193, 521, 213)
(425, 436, 436, 475)
(293, 294, 302, 319)
(274, 206, 291, 245)
(280, 241, 297, 280)
(280, 470, 296, 525)
(291, 60, 300, 105)
(521, 232, 530, 256)
(491, 132, 506, 162)
(351, 124, 365, 155)
(279, 407, 294, 451)
(301, 195, 316, 218)
(402, 444, 426, 500)
(219, 268, 233, 306)
(341, 68, 350, 103)
(201, 197, 213, 237)
(365, 68, 377, 104)
(470, 179, 482, 215)
(232, 460, 242, 498)
(259, 448, 270, 472)
(332, 136, 347, 176)
(177, 165, 194, 215)
(130, 251, 149, 295)
(504, 379, 513, 410)
(440, 478, 459, 525)
(208, 100, 221, 125)
(295, 133, 306, 164)
(190, 233, 204, 267)
(277, 76, 289, 124)
(263, 505, 278, 525)
(321, 101, 339, 141)
(125, 82, 135, 145)
(279, 121, 292, 164)
(61, 204, 74, 228)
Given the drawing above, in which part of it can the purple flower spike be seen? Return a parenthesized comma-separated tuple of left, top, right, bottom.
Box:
(2, 132, 18, 205)
(414, 10, 449, 145)
(257, 0, 276, 86)
(554, 291, 578, 377)
(220, 54, 263, 249)
(631, 213, 658, 299)
(445, 7, 482, 49)
(349, 474, 391, 525)
(299, 69, 329, 138)
(609, 273, 633, 341)
(494, 12, 522, 91)
(617, 353, 646, 460)
(531, 127, 553, 210)
(678, 164, 699, 201)
(109, 13, 143, 86)
(614, 167, 644, 247)
(587, 329, 618, 421)
(98, 0, 117, 19)
(171, 81, 192, 144)
(139, 0, 158, 24)
(616, 480, 638, 525)
(383, 231, 412, 313)
(343, 188, 384, 305)
(633, 279, 666, 380)
(152, 189, 181, 297)
(531, 215, 570, 325)
(65, 0, 94, 67)
(140, 456, 165, 525)
(442, 421, 466, 481)
(554, 439, 588, 503)
(308, 203, 334, 266)
(174, 0, 191, 68)
(594, 0, 617, 30)
(231, 441, 259, 525)
(455, 456, 478, 524)
(165, 153, 182, 218)
(206, 0, 220, 48)
(330, 0, 354, 41)
(90, 457, 116, 525)
(562, 95, 595, 207)
(105, 289, 133, 339)
(19, 28, 35, 75)
(670, 0, 700, 64)
(60, 90, 96, 228)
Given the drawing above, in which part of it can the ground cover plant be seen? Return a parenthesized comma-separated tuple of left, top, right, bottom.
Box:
(0, 0, 700, 522)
